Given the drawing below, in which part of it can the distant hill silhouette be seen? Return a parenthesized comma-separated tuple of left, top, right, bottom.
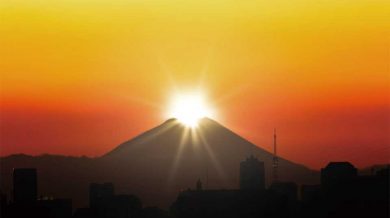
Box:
(1, 118, 320, 208)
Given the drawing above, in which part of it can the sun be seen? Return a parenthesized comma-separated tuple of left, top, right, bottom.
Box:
(168, 93, 213, 127)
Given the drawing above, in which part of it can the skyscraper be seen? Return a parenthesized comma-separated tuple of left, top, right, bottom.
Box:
(240, 156, 265, 190)
(13, 168, 37, 203)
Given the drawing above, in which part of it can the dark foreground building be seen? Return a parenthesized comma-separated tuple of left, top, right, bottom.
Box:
(74, 183, 142, 218)
(13, 168, 37, 204)
(321, 162, 358, 190)
(5, 197, 73, 218)
(171, 156, 298, 218)
(2, 168, 73, 218)
(300, 162, 389, 218)
(240, 155, 265, 190)
(172, 160, 389, 218)
(2, 161, 389, 218)
(171, 189, 291, 218)
(74, 182, 169, 218)
(38, 198, 73, 218)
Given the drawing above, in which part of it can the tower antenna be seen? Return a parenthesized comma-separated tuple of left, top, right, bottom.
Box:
(273, 128, 279, 182)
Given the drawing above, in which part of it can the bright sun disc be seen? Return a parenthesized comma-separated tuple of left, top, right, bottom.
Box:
(168, 93, 213, 127)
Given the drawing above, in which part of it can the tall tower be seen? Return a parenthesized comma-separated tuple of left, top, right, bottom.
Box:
(273, 129, 279, 182)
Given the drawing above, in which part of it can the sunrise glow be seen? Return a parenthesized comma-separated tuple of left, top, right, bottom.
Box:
(168, 93, 213, 127)
(0, 0, 389, 169)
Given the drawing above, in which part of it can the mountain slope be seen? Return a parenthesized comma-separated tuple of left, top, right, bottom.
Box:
(0, 118, 319, 209)
(98, 118, 318, 207)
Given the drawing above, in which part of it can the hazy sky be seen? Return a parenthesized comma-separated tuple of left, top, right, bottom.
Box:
(1, 0, 389, 169)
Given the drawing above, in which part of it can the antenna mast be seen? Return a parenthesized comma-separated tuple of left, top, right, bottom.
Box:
(273, 128, 279, 182)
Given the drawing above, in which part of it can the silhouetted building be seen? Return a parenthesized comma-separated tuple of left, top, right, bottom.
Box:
(13, 168, 37, 203)
(171, 189, 287, 218)
(171, 158, 291, 218)
(302, 162, 390, 218)
(269, 182, 298, 202)
(269, 182, 298, 217)
(89, 183, 114, 208)
(5, 202, 52, 218)
(96, 194, 142, 218)
(240, 156, 265, 190)
(89, 183, 142, 218)
(1, 191, 7, 218)
(7, 169, 73, 218)
(323, 166, 389, 218)
(37, 198, 72, 218)
(142, 207, 171, 218)
(299, 184, 323, 218)
(73, 208, 97, 218)
(376, 167, 390, 177)
(300, 184, 321, 203)
(320, 162, 357, 189)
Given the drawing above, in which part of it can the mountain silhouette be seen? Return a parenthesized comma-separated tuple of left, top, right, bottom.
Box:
(98, 118, 318, 206)
(0, 118, 319, 208)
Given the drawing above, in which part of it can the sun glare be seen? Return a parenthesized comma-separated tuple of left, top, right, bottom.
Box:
(168, 93, 213, 127)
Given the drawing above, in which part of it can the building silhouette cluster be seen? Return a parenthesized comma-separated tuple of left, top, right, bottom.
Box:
(73, 182, 169, 218)
(300, 162, 389, 218)
(2, 168, 72, 218)
(171, 158, 389, 218)
(0, 158, 388, 218)
(171, 156, 298, 218)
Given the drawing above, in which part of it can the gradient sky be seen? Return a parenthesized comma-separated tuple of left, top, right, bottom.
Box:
(1, 0, 389, 169)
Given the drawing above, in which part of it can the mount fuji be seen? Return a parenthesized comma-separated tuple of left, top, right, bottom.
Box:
(0, 118, 319, 208)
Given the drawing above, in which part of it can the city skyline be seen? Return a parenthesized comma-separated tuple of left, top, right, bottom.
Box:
(2, 157, 388, 218)
(1, 0, 388, 217)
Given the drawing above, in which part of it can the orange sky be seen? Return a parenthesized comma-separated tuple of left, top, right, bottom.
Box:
(1, 0, 389, 169)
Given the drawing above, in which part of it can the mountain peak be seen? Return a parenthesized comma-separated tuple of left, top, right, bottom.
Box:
(102, 117, 290, 172)
(163, 117, 217, 126)
(0, 118, 319, 209)
(98, 117, 317, 207)
(102, 116, 227, 157)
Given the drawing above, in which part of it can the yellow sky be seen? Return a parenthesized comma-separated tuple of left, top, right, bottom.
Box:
(1, 0, 389, 168)
(2, 0, 388, 95)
